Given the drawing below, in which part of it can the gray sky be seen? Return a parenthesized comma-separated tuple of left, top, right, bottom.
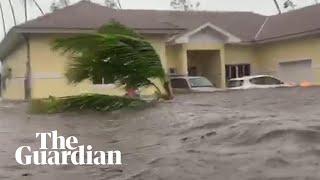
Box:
(0, 0, 318, 40)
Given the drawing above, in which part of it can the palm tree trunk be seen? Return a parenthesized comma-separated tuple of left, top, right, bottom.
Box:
(8, 0, 17, 26)
(61, 0, 69, 6)
(24, 0, 28, 22)
(23, 35, 32, 100)
(0, 2, 6, 36)
(273, 0, 281, 14)
(32, 0, 44, 15)
(117, 0, 122, 9)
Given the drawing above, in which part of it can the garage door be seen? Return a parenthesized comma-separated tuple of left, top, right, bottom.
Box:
(278, 60, 314, 84)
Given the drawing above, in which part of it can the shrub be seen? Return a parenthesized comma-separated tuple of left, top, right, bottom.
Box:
(29, 94, 148, 114)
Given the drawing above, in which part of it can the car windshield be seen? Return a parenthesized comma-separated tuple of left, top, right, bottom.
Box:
(189, 77, 213, 87)
(227, 80, 244, 88)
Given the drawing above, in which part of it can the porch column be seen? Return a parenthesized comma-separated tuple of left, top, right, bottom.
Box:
(176, 44, 188, 75)
(220, 48, 226, 88)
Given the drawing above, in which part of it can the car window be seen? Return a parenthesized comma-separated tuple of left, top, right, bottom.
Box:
(227, 80, 244, 88)
(250, 77, 283, 85)
(171, 79, 189, 88)
(189, 77, 214, 87)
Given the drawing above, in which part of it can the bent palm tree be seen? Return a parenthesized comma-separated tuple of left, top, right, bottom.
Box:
(0, 2, 6, 36)
(32, 0, 44, 15)
(273, 0, 281, 14)
(22, 0, 45, 22)
(8, 0, 17, 25)
(53, 22, 172, 99)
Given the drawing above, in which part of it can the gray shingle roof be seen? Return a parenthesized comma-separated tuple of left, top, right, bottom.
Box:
(12, 1, 320, 43)
(17, 1, 266, 42)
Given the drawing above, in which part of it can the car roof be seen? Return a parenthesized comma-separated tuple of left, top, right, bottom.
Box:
(229, 75, 276, 81)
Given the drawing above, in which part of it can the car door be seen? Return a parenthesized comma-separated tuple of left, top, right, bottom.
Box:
(249, 77, 284, 89)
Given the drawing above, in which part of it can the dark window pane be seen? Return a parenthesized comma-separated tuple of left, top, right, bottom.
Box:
(250, 77, 283, 85)
(238, 65, 244, 77)
(244, 65, 251, 76)
(227, 80, 244, 88)
(171, 79, 189, 88)
(231, 66, 237, 79)
(225, 65, 231, 80)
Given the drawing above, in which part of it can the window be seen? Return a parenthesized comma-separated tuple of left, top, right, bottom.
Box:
(250, 77, 283, 85)
(171, 79, 189, 88)
(226, 64, 250, 80)
(227, 80, 244, 88)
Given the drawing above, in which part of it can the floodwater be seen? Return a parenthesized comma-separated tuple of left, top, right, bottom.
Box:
(0, 87, 320, 180)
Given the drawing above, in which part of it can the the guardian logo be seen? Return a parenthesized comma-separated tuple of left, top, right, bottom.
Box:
(15, 130, 122, 166)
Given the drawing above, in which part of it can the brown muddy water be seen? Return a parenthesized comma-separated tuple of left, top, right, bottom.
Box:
(0, 87, 320, 180)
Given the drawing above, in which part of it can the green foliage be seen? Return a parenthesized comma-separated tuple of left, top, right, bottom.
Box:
(29, 94, 148, 114)
(52, 21, 166, 90)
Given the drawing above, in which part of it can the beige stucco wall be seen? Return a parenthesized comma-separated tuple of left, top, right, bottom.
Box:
(255, 37, 320, 84)
(3, 32, 320, 100)
(224, 45, 259, 74)
(30, 34, 127, 99)
(1, 34, 167, 100)
(2, 43, 27, 100)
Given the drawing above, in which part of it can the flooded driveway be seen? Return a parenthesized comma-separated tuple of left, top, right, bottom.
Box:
(1, 87, 320, 180)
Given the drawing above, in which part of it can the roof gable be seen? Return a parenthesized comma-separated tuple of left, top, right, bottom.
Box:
(171, 22, 241, 44)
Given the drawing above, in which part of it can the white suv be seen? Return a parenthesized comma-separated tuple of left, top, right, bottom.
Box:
(227, 75, 290, 90)
(170, 76, 218, 93)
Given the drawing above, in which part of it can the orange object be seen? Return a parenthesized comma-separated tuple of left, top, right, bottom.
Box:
(300, 81, 312, 87)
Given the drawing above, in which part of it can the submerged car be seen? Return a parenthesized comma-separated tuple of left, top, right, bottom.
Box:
(227, 75, 290, 90)
(170, 76, 218, 93)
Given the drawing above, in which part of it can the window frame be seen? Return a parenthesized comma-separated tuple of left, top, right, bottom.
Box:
(225, 64, 251, 80)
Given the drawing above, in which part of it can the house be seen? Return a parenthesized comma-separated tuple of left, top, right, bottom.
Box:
(0, 1, 320, 100)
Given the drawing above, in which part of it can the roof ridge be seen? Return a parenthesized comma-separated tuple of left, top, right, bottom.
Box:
(120, 8, 265, 16)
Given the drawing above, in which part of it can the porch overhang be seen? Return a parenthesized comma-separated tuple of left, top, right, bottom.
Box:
(167, 22, 242, 45)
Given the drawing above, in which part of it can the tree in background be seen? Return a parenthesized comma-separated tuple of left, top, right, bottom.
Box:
(283, 0, 296, 10)
(273, 0, 282, 14)
(21, 0, 44, 22)
(170, 0, 200, 11)
(8, 0, 16, 26)
(53, 21, 172, 99)
(50, 0, 70, 12)
(105, 0, 122, 9)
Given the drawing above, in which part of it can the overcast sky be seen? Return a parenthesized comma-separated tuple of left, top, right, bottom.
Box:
(0, 0, 318, 40)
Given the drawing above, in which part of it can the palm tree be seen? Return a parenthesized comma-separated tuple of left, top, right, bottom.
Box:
(53, 22, 173, 99)
(0, 2, 6, 36)
(32, 0, 44, 15)
(105, 0, 122, 9)
(273, 0, 281, 14)
(170, 0, 200, 11)
(116, 0, 122, 8)
(22, 0, 45, 22)
(8, 0, 17, 26)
